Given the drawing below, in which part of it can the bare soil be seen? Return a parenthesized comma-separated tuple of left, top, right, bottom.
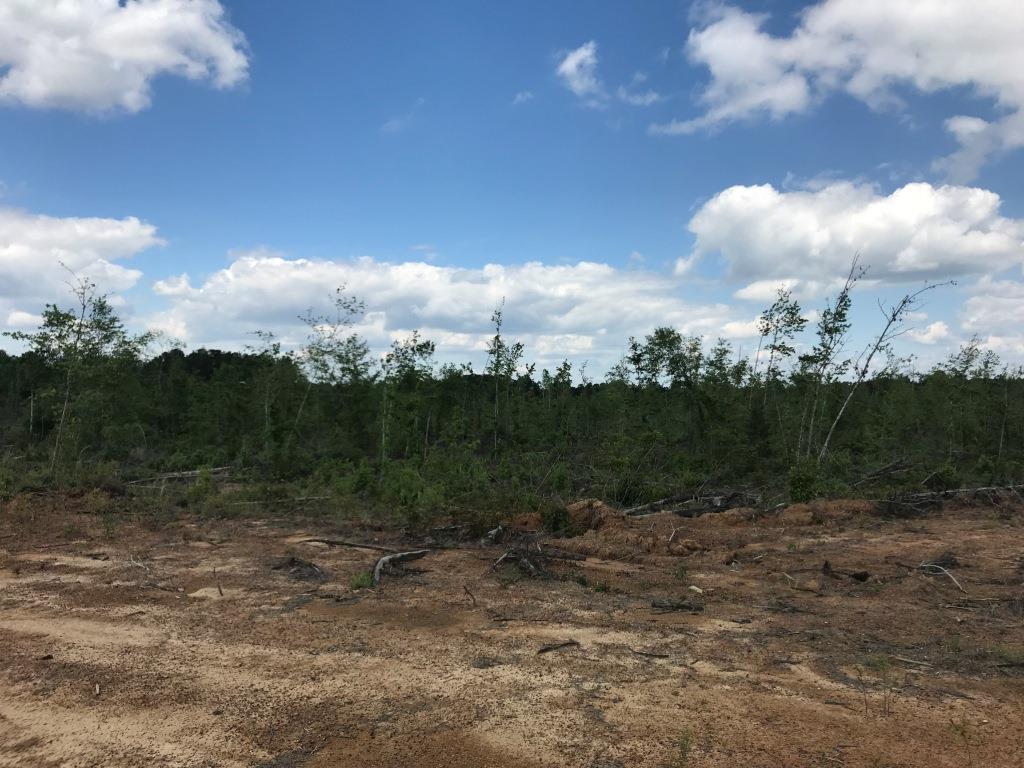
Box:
(1, 492, 1022, 767)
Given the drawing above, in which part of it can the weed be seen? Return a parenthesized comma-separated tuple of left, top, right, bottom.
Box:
(349, 571, 374, 590)
(950, 716, 978, 768)
(669, 728, 693, 767)
(988, 644, 1024, 666)
(674, 563, 689, 582)
(101, 512, 119, 538)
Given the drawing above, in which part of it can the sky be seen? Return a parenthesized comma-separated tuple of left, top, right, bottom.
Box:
(2, 0, 1024, 375)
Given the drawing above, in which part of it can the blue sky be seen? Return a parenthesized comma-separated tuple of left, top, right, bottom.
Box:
(2, 0, 1024, 373)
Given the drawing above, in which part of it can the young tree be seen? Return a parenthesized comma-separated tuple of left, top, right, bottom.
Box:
(755, 288, 807, 406)
(485, 300, 525, 451)
(818, 282, 948, 464)
(4, 276, 154, 469)
(379, 331, 435, 464)
(797, 259, 864, 458)
(300, 287, 373, 385)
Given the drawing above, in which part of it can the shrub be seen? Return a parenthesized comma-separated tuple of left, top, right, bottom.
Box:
(350, 571, 374, 590)
(787, 460, 819, 503)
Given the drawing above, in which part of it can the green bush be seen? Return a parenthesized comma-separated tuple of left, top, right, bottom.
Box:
(350, 571, 374, 590)
(787, 460, 819, 503)
(924, 462, 961, 492)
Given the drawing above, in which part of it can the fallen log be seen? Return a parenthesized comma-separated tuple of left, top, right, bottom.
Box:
(300, 538, 397, 553)
(372, 549, 430, 585)
(127, 466, 231, 485)
(627, 490, 760, 519)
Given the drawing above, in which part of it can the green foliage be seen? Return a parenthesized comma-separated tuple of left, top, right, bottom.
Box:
(1, 279, 1020, 520)
(186, 468, 216, 504)
(671, 729, 693, 767)
(787, 460, 820, 503)
(924, 462, 962, 492)
(350, 571, 375, 590)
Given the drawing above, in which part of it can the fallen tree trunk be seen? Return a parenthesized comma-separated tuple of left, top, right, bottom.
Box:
(373, 549, 430, 585)
(878, 483, 1024, 516)
(301, 538, 397, 553)
(127, 466, 231, 485)
(627, 490, 760, 519)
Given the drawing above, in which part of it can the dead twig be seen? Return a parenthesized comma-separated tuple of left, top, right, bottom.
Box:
(890, 655, 931, 667)
(537, 640, 580, 654)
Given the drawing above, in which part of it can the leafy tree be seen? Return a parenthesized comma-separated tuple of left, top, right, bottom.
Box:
(4, 276, 154, 470)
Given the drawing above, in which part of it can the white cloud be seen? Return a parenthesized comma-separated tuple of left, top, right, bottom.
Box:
(672, 254, 700, 277)
(907, 320, 951, 345)
(0, 0, 248, 114)
(960, 276, 1024, 356)
(5, 310, 42, 328)
(689, 181, 1024, 296)
(733, 278, 800, 302)
(380, 97, 425, 133)
(556, 41, 605, 105)
(512, 91, 534, 105)
(616, 73, 662, 107)
(146, 251, 744, 369)
(0, 207, 163, 330)
(656, 0, 1024, 179)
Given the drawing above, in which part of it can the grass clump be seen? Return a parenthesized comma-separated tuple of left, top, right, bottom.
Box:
(349, 571, 375, 590)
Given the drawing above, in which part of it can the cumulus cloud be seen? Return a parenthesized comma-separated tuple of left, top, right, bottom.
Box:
(0, 0, 248, 113)
(556, 41, 605, 105)
(907, 321, 951, 345)
(616, 73, 662, 107)
(689, 181, 1024, 297)
(960, 276, 1024, 356)
(147, 251, 746, 369)
(0, 207, 163, 330)
(512, 91, 534, 105)
(558, 43, 666, 110)
(654, 0, 1024, 179)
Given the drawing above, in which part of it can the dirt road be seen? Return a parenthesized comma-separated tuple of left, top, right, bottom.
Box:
(1, 494, 1022, 767)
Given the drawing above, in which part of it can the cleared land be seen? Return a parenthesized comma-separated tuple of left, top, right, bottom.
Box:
(1, 493, 1022, 767)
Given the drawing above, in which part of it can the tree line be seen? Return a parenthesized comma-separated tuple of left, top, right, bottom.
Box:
(1, 271, 1021, 522)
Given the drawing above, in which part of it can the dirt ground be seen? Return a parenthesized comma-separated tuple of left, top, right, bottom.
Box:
(1, 493, 1022, 768)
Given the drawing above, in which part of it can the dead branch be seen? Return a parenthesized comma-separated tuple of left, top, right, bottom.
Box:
(651, 597, 704, 614)
(918, 562, 967, 594)
(372, 549, 429, 585)
(299, 538, 397, 553)
(537, 640, 580, 654)
(127, 466, 231, 485)
(629, 490, 760, 519)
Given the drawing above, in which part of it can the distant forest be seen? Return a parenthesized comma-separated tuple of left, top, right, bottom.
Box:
(2, 269, 1022, 524)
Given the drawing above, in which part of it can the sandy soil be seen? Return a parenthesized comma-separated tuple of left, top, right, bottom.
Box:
(1, 493, 1022, 767)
